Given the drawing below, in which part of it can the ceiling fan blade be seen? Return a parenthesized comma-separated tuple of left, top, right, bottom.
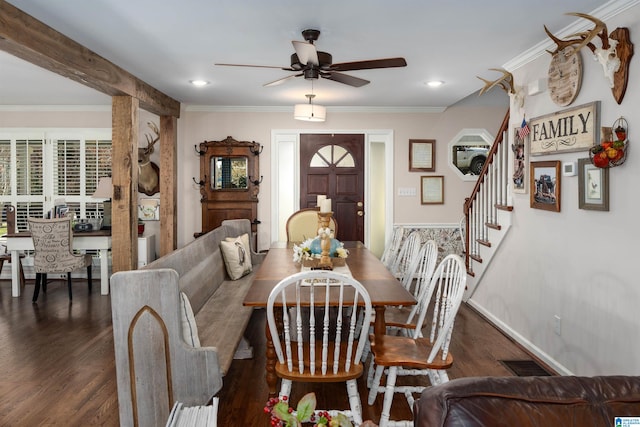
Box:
(323, 72, 370, 87)
(263, 73, 303, 87)
(215, 63, 294, 71)
(330, 57, 407, 72)
(292, 41, 319, 66)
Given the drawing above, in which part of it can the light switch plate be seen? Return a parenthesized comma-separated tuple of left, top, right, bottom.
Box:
(562, 161, 576, 176)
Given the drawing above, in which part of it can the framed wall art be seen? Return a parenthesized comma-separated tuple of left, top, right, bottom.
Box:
(512, 127, 527, 193)
(421, 175, 444, 204)
(530, 161, 561, 212)
(529, 101, 600, 156)
(410, 139, 435, 172)
(578, 158, 609, 211)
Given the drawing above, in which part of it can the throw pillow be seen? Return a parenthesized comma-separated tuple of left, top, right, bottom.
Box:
(220, 233, 252, 280)
(179, 292, 200, 347)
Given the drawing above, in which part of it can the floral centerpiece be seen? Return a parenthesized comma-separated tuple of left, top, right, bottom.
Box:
(264, 393, 354, 427)
(292, 232, 348, 265)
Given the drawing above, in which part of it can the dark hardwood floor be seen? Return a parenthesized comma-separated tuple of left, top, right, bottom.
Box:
(0, 279, 541, 426)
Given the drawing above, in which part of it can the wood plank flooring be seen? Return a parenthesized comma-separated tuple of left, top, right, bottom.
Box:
(0, 279, 540, 426)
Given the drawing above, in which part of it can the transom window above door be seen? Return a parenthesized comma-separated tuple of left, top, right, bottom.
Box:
(310, 145, 355, 168)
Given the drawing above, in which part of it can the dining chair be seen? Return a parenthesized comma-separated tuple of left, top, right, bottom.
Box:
(266, 270, 373, 426)
(367, 254, 467, 427)
(285, 207, 338, 243)
(364, 240, 439, 387)
(1, 204, 26, 288)
(380, 226, 404, 270)
(388, 230, 422, 281)
(28, 217, 93, 302)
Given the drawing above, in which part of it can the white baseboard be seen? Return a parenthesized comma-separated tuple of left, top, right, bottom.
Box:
(466, 299, 573, 376)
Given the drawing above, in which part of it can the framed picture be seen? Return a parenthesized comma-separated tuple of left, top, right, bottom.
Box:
(138, 198, 160, 220)
(512, 127, 527, 193)
(529, 101, 599, 156)
(410, 139, 435, 172)
(530, 161, 561, 212)
(421, 175, 444, 204)
(578, 158, 609, 211)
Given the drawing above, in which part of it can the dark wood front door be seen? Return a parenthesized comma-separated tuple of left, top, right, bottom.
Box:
(300, 134, 365, 242)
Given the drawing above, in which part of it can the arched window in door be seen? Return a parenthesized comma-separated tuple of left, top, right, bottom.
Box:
(310, 145, 355, 168)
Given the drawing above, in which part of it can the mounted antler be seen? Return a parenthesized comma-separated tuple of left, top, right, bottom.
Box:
(138, 122, 160, 195)
(545, 12, 633, 103)
(143, 121, 160, 157)
(477, 68, 515, 95)
(477, 68, 524, 108)
(544, 13, 607, 55)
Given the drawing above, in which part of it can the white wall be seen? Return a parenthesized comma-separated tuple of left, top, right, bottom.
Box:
(469, 6, 640, 375)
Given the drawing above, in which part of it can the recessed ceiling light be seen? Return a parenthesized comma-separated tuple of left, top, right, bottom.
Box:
(426, 80, 444, 87)
(190, 80, 210, 87)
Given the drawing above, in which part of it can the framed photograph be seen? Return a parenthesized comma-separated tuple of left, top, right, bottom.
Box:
(512, 127, 527, 194)
(421, 175, 444, 204)
(530, 161, 561, 212)
(410, 139, 435, 172)
(578, 158, 609, 211)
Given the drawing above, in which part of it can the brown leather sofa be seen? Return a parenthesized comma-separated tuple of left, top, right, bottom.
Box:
(414, 376, 640, 426)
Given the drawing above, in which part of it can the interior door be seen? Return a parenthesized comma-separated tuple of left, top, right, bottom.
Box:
(300, 134, 364, 242)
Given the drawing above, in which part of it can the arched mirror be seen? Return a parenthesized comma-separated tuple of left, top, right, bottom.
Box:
(448, 129, 493, 181)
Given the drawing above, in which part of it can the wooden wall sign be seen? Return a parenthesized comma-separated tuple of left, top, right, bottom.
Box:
(529, 101, 600, 156)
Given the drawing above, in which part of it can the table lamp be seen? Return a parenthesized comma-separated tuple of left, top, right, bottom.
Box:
(92, 177, 112, 229)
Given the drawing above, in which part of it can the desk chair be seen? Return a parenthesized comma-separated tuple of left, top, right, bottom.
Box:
(367, 254, 467, 427)
(285, 207, 338, 243)
(267, 270, 372, 426)
(28, 217, 93, 302)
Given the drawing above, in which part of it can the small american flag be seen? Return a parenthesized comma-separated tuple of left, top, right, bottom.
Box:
(518, 117, 530, 140)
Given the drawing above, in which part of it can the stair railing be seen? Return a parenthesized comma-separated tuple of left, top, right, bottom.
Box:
(463, 109, 511, 274)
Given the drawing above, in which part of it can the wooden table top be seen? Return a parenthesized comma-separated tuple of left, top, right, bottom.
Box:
(243, 241, 416, 307)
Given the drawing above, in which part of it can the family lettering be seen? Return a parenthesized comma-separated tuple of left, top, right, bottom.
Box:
(529, 102, 598, 156)
(531, 112, 591, 141)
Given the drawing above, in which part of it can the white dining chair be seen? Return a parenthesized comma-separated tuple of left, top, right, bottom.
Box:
(266, 270, 373, 426)
(367, 254, 467, 427)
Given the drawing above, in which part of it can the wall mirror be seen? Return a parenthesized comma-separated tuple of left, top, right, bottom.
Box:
(448, 128, 493, 181)
(211, 156, 248, 189)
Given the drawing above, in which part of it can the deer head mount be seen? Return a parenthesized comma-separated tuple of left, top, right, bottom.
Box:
(138, 122, 160, 196)
(545, 12, 633, 104)
(477, 68, 524, 108)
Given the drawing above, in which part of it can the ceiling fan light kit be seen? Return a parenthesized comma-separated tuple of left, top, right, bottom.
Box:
(294, 94, 326, 122)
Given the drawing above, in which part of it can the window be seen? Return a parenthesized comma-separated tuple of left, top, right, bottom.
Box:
(0, 129, 111, 231)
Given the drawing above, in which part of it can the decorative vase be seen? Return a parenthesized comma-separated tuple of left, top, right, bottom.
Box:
(309, 237, 340, 257)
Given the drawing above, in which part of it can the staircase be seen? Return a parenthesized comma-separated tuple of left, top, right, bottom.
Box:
(462, 109, 513, 301)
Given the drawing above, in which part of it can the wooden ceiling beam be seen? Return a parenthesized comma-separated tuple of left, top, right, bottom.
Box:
(0, 0, 180, 117)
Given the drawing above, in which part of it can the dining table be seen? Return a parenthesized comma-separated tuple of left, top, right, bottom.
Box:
(243, 241, 416, 396)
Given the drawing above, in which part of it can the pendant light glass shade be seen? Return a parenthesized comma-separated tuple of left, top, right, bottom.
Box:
(294, 103, 326, 122)
(294, 93, 326, 122)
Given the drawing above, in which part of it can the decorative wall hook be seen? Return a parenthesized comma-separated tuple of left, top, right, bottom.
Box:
(194, 144, 206, 156)
(250, 144, 263, 155)
(249, 175, 263, 185)
(192, 175, 206, 186)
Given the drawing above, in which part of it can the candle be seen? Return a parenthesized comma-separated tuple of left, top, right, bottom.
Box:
(316, 195, 326, 208)
(320, 198, 332, 213)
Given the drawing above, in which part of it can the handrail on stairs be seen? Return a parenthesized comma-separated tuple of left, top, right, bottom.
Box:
(463, 108, 511, 274)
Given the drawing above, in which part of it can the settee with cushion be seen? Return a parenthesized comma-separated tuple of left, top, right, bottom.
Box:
(111, 219, 264, 427)
(413, 375, 640, 427)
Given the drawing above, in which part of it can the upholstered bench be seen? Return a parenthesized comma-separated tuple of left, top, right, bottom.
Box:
(111, 219, 264, 427)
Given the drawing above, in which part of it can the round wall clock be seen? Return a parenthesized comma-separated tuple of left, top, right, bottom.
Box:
(547, 46, 583, 107)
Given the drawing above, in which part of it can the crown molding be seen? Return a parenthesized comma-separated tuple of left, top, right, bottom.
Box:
(183, 105, 446, 113)
(504, 0, 640, 71)
(0, 104, 111, 112)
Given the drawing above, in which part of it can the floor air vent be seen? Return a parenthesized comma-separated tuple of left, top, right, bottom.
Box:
(499, 360, 553, 377)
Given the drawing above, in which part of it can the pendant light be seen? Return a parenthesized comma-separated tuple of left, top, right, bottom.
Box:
(294, 94, 326, 122)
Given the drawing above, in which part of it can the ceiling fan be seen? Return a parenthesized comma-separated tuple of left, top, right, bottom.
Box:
(215, 29, 407, 88)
